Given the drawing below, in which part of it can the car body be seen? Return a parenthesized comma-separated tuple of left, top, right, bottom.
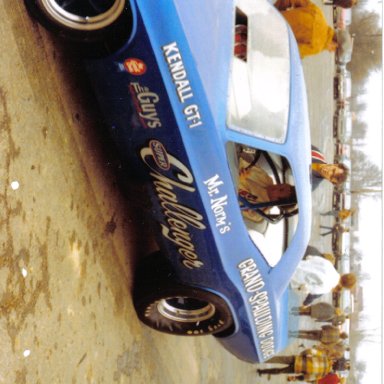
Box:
(332, 187, 352, 211)
(332, 228, 350, 256)
(333, 6, 352, 28)
(25, 0, 312, 363)
(334, 68, 352, 102)
(336, 289, 354, 315)
(336, 29, 354, 65)
(333, 105, 353, 142)
(335, 142, 351, 162)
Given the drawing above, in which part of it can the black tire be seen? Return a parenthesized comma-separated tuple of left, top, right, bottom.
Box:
(133, 253, 234, 336)
(24, 0, 133, 56)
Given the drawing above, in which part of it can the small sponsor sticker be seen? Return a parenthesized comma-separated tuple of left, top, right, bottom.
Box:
(149, 140, 170, 170)
(124, 58, 147, 75)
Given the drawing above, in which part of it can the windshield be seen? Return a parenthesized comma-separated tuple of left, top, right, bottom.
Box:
(227, 2, 291, 143)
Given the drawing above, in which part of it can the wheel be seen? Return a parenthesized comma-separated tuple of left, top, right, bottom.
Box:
(136, 287, 232, 336)
(133, 253, 234, 336)
(24, 0, 133, 55)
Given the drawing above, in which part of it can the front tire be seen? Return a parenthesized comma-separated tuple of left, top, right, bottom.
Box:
(133, 253, 234, 336)
(24, 0, 133, 55)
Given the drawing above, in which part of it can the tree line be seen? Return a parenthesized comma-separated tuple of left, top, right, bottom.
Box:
(347, 7, 382, 197)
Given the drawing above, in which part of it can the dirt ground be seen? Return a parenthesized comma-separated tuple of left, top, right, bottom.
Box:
(0, 1, 335, 383)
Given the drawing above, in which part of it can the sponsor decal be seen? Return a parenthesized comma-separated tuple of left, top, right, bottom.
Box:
(129, 82, 162, 128)
(162, 42, 203, 129)
(149, 140, 170, 170)
(204, 175, 231, 235)
(140, 141, 206, 269)
(238, 258, 275, 359)
(124, 58, 147, 75)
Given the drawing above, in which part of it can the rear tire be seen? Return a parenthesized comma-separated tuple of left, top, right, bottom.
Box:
(133, 252, 234, 336)
(24, 0, 133, 55)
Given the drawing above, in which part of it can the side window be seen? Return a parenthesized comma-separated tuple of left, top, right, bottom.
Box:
(226, 142, 299, 267)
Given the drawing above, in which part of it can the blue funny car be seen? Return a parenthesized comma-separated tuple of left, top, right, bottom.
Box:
(25, 0, 312, 363)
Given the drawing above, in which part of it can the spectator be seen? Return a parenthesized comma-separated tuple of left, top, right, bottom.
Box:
(290, 255, 356, 305)
(311, 146, 348, 190)
(304, 272, 356, 305)
(317, 342, 350, 360)
(290, 255, 340, 296)
(290, 325, 348, 344)
(257, 348, 337, 381)
(291, 302, 343, 322)
(274, 0, 338, 58)
(320, 208, 355, 221)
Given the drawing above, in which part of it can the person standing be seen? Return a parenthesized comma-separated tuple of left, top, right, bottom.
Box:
(290, 255, 356, 305)
(290, 325, 348, 344)
(290, 256, 341, 296)
(274, 0, 338, 58)
(257, 348, 335, 381)
(316, 342, 350, 360)
(291, 302, 343, 322)
(303, 272, 356, 306)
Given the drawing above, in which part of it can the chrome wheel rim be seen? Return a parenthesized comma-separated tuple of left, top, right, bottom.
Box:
(39, 0, 126, 31)
(157, 297, 216, 323)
